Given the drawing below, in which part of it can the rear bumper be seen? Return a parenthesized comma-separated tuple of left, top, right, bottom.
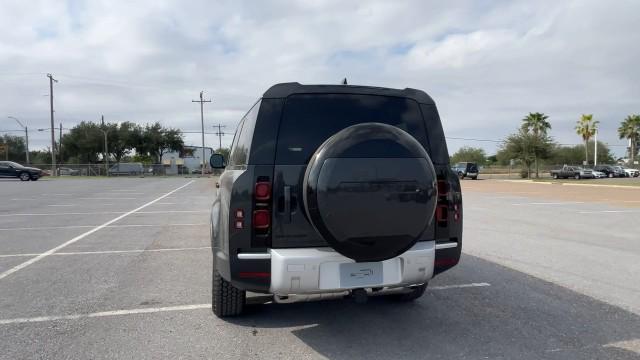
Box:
(267, 241, 437, 295)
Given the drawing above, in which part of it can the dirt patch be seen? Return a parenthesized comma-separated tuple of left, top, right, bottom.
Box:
(461, 179, 640, 208)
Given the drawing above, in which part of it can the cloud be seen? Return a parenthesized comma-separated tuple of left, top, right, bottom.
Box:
(0, 0, 638, 158)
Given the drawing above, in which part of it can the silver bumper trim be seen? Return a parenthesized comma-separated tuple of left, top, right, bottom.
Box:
(237, 253, 271, 260)
(269, 241, 436, 295)
(435, 241, 458, 250)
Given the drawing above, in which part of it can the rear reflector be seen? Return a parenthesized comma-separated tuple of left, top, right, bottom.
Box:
(436, 204, 448, 222)
(253, 210, 270, 229)
(435, 258, 458, 267)
(235, 209, 244, 219)
(437, 180, 449, 196)
(238, 272, 271, 279)
(235, 220, 243, 229)
(255, 182, 271, 201)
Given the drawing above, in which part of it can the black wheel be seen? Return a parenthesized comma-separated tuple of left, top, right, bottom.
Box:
(458, 172, 465, 179)
(471, 176, 478, 180)
(608, 173, 613, 178)
(574, 174, 580, 180)
(19, 172, 30, 181)
(212, 267, 245, 317)
(30, 176, 39, 181)
(553, 173, 559, 179)
(392, 283, 428, 301)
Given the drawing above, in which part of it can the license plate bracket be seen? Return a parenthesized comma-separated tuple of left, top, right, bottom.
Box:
(339, 262, 383, 288)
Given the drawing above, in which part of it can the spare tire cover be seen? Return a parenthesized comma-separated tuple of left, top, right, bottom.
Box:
(303, 122, 438, 262)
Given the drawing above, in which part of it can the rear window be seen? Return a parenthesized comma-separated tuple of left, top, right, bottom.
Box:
(275, 94, 441, 165)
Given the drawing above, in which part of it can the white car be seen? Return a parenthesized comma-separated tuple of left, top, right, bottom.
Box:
(616, 166, 640, 177)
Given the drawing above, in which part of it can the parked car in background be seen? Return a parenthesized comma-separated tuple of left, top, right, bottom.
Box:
(614, 165, 639, 177)
(550, 165, 594, 179)
(108, 163, 144, 176)
(451, 162, 479, 179)
(0, 161, 43, 181)
(593, 165, 626, 178)
(622, 167, 639, 177)
(58, 167, 80, 176)
(589, 169, 606, 178)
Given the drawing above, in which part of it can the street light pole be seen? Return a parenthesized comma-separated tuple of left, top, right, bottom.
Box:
(8, 116, 28, 164)
(47, 73, 58, 176)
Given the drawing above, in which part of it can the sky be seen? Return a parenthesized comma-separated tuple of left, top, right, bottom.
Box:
(1, 0, 639, 157)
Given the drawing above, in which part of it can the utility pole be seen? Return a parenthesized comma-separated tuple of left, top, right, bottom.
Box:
(213, 123, 226, 151)
(59, 122, 63, 165)
(8, 116, 28, 164)
(47, 73, 58, 176)
(594, 130, 598, 166)
(101, 115, 109, 176)
(192, 91, 211, 176)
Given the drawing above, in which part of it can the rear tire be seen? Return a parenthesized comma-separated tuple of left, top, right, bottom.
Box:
(212, 268, 245, 317)
(393, 283, 428, 301)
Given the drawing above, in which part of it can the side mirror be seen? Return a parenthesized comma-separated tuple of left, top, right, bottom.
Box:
(210, 153, 226, 169)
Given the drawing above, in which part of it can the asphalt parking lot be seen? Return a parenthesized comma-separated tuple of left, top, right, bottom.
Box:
(1, 177, 639, 359)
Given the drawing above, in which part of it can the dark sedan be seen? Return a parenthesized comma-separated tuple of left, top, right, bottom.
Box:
(0, 161, 43, 181)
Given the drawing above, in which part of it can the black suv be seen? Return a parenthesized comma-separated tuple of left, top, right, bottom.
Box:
(451, 162, 479, 180)
(593, 165, 625, 178)
(0, 161, 42, 181)
(209, 83, 462, 317)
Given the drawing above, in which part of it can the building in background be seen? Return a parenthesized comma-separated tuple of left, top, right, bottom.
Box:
(162, 145, 213, 175)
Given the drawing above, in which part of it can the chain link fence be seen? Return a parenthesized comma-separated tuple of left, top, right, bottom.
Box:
(29, 163, 222, 177)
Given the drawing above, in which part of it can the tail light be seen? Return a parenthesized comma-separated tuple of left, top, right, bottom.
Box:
(253, 177, 271, 239)
(435, 179, 460, 225)
(255, 182, 271, 200)
(253, 209, 270, 229)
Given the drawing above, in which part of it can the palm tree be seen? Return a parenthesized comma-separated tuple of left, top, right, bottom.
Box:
(575, 114, 598, 166)
(521, 112, 551, 178)
(618, 114, 640, 164)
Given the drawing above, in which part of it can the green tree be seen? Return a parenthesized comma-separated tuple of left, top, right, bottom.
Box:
(135, 122, 184, 163)
(61, 121, 104, 163)
(550, 141, 615, 166)
(498, 129, 553, 178)
(450, 146, 486, 164)
(521, 112, 551, 178)
(0, 134, 26, 162)
(575, 114, 599, 165)
(108, 121, 140, 162)
(618, 114, 640, 164)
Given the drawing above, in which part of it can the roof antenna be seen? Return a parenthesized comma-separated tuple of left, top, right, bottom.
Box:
(341, 78, 348, 85)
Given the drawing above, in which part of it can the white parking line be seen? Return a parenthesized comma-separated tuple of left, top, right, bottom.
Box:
(0, 246, 211, 258)
(579, 210, 640, 214)
(0, 304, 211, 325)
(47, 204, 75, 207)
(0, 181, 195, 281)
(0, 282, 491, 325)
(430, 282, 491, 290)
(0, 223, 208, 231)
(0, 210, 208, 217)
(512, 202, 584, 206)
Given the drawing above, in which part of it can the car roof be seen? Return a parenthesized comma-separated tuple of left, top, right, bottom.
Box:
(262, 82, 435, 105)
